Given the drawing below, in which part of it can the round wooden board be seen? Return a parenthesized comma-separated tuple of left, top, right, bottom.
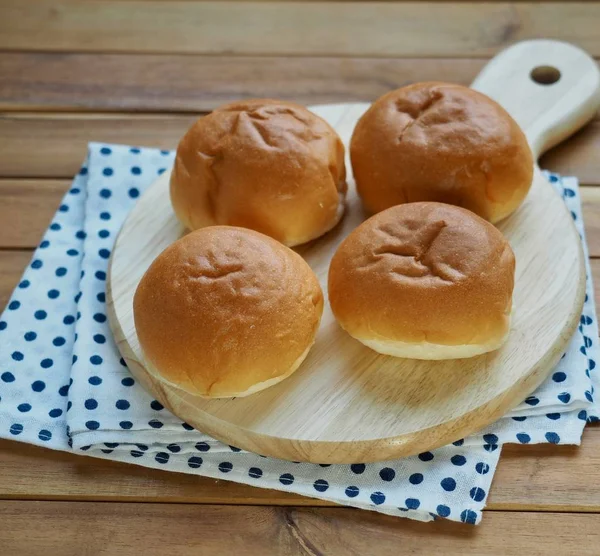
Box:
(108, 40, 599, 463)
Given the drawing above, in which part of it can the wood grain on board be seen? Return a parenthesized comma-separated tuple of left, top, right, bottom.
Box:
(1, 2, 600, 57)
(2, 501, 600, 556)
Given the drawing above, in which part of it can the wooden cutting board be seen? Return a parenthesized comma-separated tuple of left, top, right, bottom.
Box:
(107, 40, 600, 463)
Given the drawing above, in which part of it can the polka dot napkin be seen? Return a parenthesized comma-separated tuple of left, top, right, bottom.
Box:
(0, 143, 598, 525)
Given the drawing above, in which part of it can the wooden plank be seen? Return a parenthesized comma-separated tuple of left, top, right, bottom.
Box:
(0, 113, 199, 178)
(0, 426, 599, 511)
(0, 251, 30, 311)
(1, 114, 599, 182)
(0, 180, 70, 249)
(0, 53, 486, 112)
(1, 502, 600, 556)
(1, 2, 600, 57)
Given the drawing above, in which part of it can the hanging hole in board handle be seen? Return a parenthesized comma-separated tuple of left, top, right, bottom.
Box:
(530, 66, 561, 86)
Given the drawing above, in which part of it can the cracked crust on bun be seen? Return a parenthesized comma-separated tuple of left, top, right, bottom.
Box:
(133, 226, 324, 398)
(350, 82, 534, 223)
(328, 202, 515, 359)
(170, 99, 347, 247)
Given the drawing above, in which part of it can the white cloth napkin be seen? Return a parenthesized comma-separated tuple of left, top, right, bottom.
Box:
(0, 143, 598, 525)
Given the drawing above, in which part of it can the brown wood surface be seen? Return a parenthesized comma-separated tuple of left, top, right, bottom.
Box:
(1, 0, 600, 552)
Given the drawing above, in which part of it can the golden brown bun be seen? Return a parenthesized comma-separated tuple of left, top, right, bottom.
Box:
(133, 226, 324, 398)
(350, 82, 534, 223)
(170, 99, 347, 247)
(328, 202, 515, 359)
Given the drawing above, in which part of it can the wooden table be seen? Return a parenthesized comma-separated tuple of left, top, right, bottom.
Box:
(1, 2, 600, 554)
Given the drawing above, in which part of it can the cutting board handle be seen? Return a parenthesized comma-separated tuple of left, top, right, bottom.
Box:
(471, 40, 600, 159)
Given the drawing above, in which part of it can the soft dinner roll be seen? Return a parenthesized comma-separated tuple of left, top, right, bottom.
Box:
(170, 99, 347, 247)
(133, 226, 324, 398)
(328, 202, 515, 359)
(350, 82, 534, 223)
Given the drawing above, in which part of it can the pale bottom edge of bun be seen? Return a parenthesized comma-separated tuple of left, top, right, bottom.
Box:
(283, 190, 346, 247)
(357, 332, 509, 361)
(140, 341, 314, 400)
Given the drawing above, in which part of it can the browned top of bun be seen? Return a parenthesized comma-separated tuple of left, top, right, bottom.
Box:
(328, 202, 515, 346)
(350, 83, 533, 222)
(170, 99, 347, 246)
(133, 226, 324, 398)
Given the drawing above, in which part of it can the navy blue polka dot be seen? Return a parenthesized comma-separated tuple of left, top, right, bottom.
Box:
(1, 372, 15, 383)
(71, 187, 81, 194)
(461, 510, 478, 524)
(279, 473, 294, 485)
(100, 147, 112, 155)
(100, 212, 111, 221)
(484, 443, 499, 453)
(119, 358, 127, 367)
(351, 463, 365, 474)
(35, 310, 47, 320)
(93, 313, 106, 323)
(67, 401, 72, 411)
(590, 359, 596, 370)
(476, 462, 490, 475)
(150, 400, 164, 411)
(405, 498, 420, 510)
(379, 467, 395, 482)
(470, 487, 486, 502)
(314, 479, 329, 492)
(89, 376, 102, 385)
(121, 377, 135, 387)
(370, 491, 385, 505)
(100, 188, 112, 199)
(437, 505, 451, 518)
(75, 230, 86, 240)
(409, 473, 424, 485)
(586, 390, 594, 402)
(51, 336, 66, 347)
(72, 355, 78, 363)
(40, 358, 53, 369)
(67, 249, 79, 256)
(96, 292, 106, 303)
(50, 223, 61, 231)
(131, 166, 142, 175)
(102, 167, 114, 177)
(483, 434, 498, 444)
(149, 419, 163, 429)
(74, 292, 82, 303)
(38, 429, 52, 442)
(546, 432, 560, 444)
(116, 399, 130, 410)
(85, 399, 98, 410)
(12, 351, 24, 361)
(155, 452, 169, 464)
(160, 150, 170, 156)
(99, 248, 110, 259)
(86, 420, 100, 430)
(130, 147, 141, 154)
(90, 355, 103, 365)
(31, 259, 43, 269)
(130, 450, 144, 458)
(49, 408, 62, 418)
(158, 168, 166, 175)
(92, 334, 106, 345)
(558, 392, 571, 403)
(219, 462, 233, 473)
(17, 403, 31, 413)
(40, 240, 50, 249)
(58, 384, 70, 396)
(451, 455, 467, 466)
(512, 416, 527, 422)
(10, 423, 23, 435)
(79, 167, 88, 175)
(229, 445, 242, 453)
(56, 267, 67, 277)
(164, 443, 180, 453)
(188, 456, 203, 469)
(18, 279, 30, 289)
(546, 413, 561, 420)
(418, 451, 434, 461)
(95, 271, 106, 281)
(578, 410, 588, 421)
(441, 477, 456, 491)
(0, 321, 6, 331)
(59, 204, 69, 212)
(452, 439, 465, 447)
(129, 187, 140, 198)
(48, 289, 60, 299)
(120, 421, 133, 430)
(63, 315, 75, 325)
(8, 300, 20, 310)
(345, 485, 359, 497)
(99, 229, 110, 238)
(31, 380, 46, 392)
(195, 442, 210, 452)
(525, 396, 540, 406)
(552, 372, 567, 383)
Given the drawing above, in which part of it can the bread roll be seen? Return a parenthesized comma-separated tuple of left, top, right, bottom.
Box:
(328, 202, 515, 359)
(170, 99, 347, 247)
(133, 226, 324, 398)
(350, 82, 534, 223)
